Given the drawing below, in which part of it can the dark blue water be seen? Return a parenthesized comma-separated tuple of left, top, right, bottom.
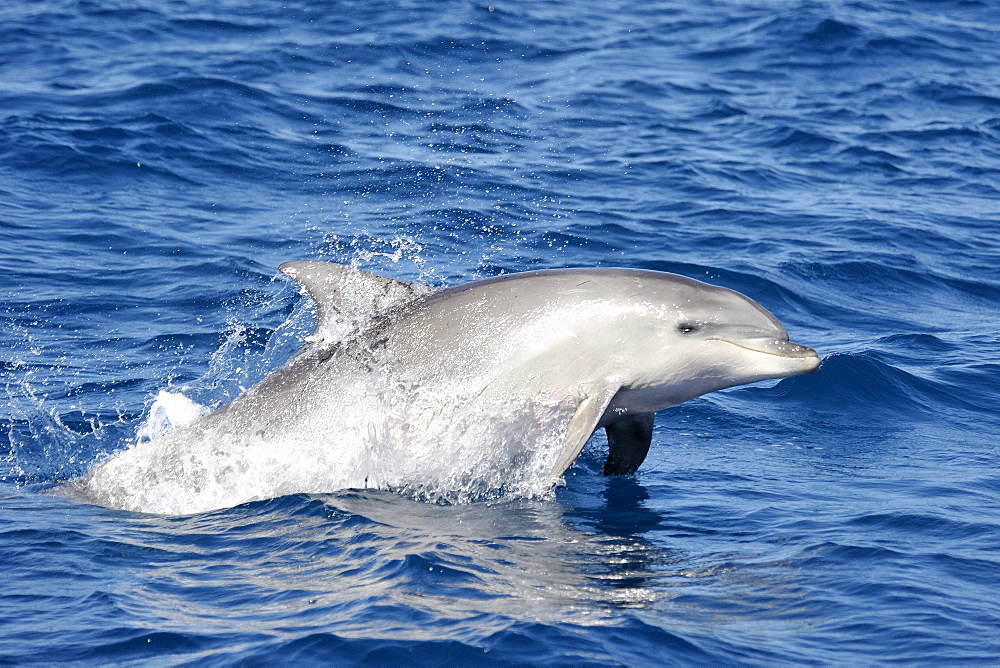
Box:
(3, 0, 999, 663)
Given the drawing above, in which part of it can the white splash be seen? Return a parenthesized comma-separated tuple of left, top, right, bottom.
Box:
(75, 382, 570, 515)
(135, 390, 210, 443)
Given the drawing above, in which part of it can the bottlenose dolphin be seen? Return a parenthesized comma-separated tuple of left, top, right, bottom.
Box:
(72, 263, 819, 514)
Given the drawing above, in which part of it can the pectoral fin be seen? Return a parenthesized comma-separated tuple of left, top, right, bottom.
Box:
(603, 412, 655, 475)
(549, 384, 620, 479)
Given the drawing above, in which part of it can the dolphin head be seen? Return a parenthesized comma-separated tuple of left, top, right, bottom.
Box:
(609, 271, 820, 410)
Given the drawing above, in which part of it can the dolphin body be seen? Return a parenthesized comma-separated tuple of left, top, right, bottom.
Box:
(73, 263, 819, 514)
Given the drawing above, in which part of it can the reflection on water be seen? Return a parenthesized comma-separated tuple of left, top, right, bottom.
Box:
(58, 476, 782, 638)
(42, 482, 688, 637)
(9, 471, 841, 661)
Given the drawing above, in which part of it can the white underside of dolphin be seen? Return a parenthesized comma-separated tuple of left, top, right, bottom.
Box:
(68, 263, 820, 515)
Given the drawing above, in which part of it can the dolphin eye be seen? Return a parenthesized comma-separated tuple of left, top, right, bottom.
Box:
(677, 321, 702, 334)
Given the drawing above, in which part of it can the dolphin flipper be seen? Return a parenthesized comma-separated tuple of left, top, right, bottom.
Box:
(549, 383, 620, 479)
(280, 261, 429, 340)
(602, 412, 655, 475)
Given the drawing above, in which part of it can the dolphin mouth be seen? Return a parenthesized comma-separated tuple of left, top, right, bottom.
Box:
(715, 337, 819, 359)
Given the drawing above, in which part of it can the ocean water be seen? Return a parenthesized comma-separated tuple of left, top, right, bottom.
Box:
(2, 0, 999, 663)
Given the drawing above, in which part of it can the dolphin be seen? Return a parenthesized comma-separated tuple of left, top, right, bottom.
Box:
(71, 263, 819, 514)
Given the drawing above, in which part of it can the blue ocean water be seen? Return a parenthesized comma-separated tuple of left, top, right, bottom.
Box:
(2, 0, 999, 663)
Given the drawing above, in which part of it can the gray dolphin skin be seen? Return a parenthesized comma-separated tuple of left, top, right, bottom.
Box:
(74, 262, 820, 513)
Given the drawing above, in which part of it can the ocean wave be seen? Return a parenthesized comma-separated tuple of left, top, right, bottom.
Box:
(3, 0, 1000, 662)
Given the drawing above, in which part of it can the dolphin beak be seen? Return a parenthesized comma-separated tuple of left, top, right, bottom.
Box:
(715, 337, 821, 372)
(722, 337, 816, 358)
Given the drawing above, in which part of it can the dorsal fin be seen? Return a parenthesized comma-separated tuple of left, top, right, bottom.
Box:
(279, 261, 429, 342)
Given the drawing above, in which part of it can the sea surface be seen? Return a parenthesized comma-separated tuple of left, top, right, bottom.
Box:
(2, 0, 999, 664)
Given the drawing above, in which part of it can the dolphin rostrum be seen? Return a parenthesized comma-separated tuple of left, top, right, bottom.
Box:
(72, 263, 820, 514)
